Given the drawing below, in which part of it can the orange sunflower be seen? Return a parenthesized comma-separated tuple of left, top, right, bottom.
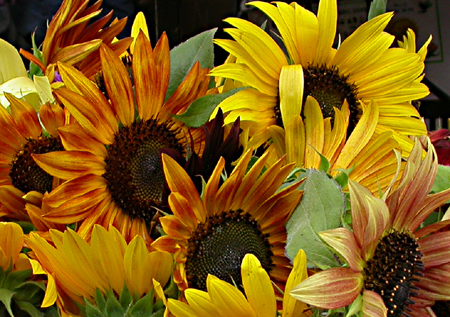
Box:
(21, 0, 132, 80)
(0, 94, 66, 221)
(32, 32, 211, 244)
(152, 149, 303, 292)
(290, 138, 450, 316)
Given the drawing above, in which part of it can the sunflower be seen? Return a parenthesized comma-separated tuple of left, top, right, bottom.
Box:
(32, 32, 211, 244)
(167, 250, 309, 317)
(0, 94, 66, 221)
(211, 0, 429, 156)
(26, 224, 173, 316)
(21, 0, 132, 80)
(152, 149, 303, 292)
(290, 138, 450, 316)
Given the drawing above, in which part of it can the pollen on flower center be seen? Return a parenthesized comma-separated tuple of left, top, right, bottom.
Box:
(364, 230, 424, 317)
(103, 119, 184, 223)
(185, 210, 274, 291)
(10, 136, 64, 194)
(274, 65, 360, 132)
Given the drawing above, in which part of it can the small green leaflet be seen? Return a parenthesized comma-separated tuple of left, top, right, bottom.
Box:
(285, 169, 346, 269)
(174, 87, 246, 127)
(431, 164, 450, 203)
(368, 0, 388, 20)
(166, 28, 217, 101)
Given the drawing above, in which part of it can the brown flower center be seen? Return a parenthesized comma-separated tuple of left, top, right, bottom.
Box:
(103, 119, 184, 223)
(10, 135, 64, 194)
(364, 230, 423, 317)
(274, 64, 360, 132)
(185, 210, 274, 291)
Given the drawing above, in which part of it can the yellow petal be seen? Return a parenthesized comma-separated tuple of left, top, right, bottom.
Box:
(282, 249, 308, 317)
(362, 290, 387, 317)
(316, 0, 337, 64)
(279, 65, 303, 128)
(207, 275, 256, 317)
(0, 77, 39, 109)
(168, 298, 199, 317)
(33, 75, 55, 104)
(184, 289, 218, 317)
(130, 12, 150, 54)
(303, 96, 324, 168)
(0, 39, 27, 83)
(241, 254, 276, 317)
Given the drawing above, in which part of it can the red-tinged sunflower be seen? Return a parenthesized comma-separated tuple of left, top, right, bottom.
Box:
(26, 225, 173, 316)
(21, 0, 132, 80)
(0, 94, 66, 221)
(32, 32, 211, 244)
(168, 251, 309, 317)
(290, 138, 450, 317)
(211, 0, 429, 156)
(152, 149, 304, 292)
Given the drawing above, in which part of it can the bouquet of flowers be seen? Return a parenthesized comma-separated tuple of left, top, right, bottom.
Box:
(0, 0, 449, 316)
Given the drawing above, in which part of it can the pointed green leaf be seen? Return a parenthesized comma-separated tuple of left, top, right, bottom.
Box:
(166, 28, 217, 100)
(285, 169, 346, 269)
(0, 288, 15, 317)
(129, 293, 154, 317)
(119, 285, 133, 311)
(173, 87, 246, 128)
(432, 165, 450, 194)
(94, 288, 107, 314)
(84, 300, 105, 317)
(105, 290, 124, 317)
(317, 151, 330, 173)
(29, 33, 44, 78)
(368, 0, 388, 20)
(13, 281, 46, 305)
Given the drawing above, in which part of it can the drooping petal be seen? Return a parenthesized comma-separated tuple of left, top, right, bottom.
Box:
(362, 290, 388, 317)
(290, 268, 363, 309)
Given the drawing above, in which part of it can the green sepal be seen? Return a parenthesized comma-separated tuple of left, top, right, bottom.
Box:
(345, 293, 363, 317)
(173, 87, 246, 128)
(12, 281, 46, 305)
(0, 288, 15, 317)
(333, 166, 354, 189)
(29, 32, 44, 78)
(4, 269, 32, 291)
(105, 290, 125, 317)
(368, 0, 388, 20)
(84, 300, 104, 317)
(119, 285, 133, 311)
(93, 288, 106, 315)
(166, 28, 217, 101)
(13, 300, 42, 317)
(316, 150, 330, 173)
(127, 292, 154, 317)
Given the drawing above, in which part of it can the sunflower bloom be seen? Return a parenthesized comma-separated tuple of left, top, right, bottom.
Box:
(168, 251, 308, 317)
(32, 32, 210, 244)
(211, 0, 429, 155)
(26, 225, 173, 316)
(152, 149, 303, 292)
(21, 0, 132, 80)
(290, 138, 450, 317)
(0, 94, 66, 221)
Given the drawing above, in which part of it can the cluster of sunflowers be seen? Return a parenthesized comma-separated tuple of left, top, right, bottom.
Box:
(1, 0, 450, 316)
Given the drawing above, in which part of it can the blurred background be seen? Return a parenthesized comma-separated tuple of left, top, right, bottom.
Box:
(0, 0, 449, 129)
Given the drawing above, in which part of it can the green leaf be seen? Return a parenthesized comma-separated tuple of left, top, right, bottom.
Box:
(432, 165, 450, 195)
(84, 301, 105, 317)
(105, 291, 124, 317)
(94, 288, 106, 314)
(13, 281, 46, 305)
(285, 169, 346, 269)
(0, 288, 15, 317)
(173, 87, 246, 128)
(14, 300, 42, 317)
(119, 285, 133, 312)
(29, 33, 44, 78)
(4, 270, 32, 291)
(368, 0, 388, 20)
(166, 28, 217, 100)
(129, 293, 154, 317)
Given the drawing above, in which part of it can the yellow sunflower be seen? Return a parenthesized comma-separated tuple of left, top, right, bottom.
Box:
(168, 251, 309, 317)
(32, 32, 211, 244)
(290, 138, 450, 316)
(26, 224, 173, 316)
(152, 149, 303, 292)
(0, 94, 66, 221)
(211, 0, 429, 155)
(21, 0, 132, 80)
